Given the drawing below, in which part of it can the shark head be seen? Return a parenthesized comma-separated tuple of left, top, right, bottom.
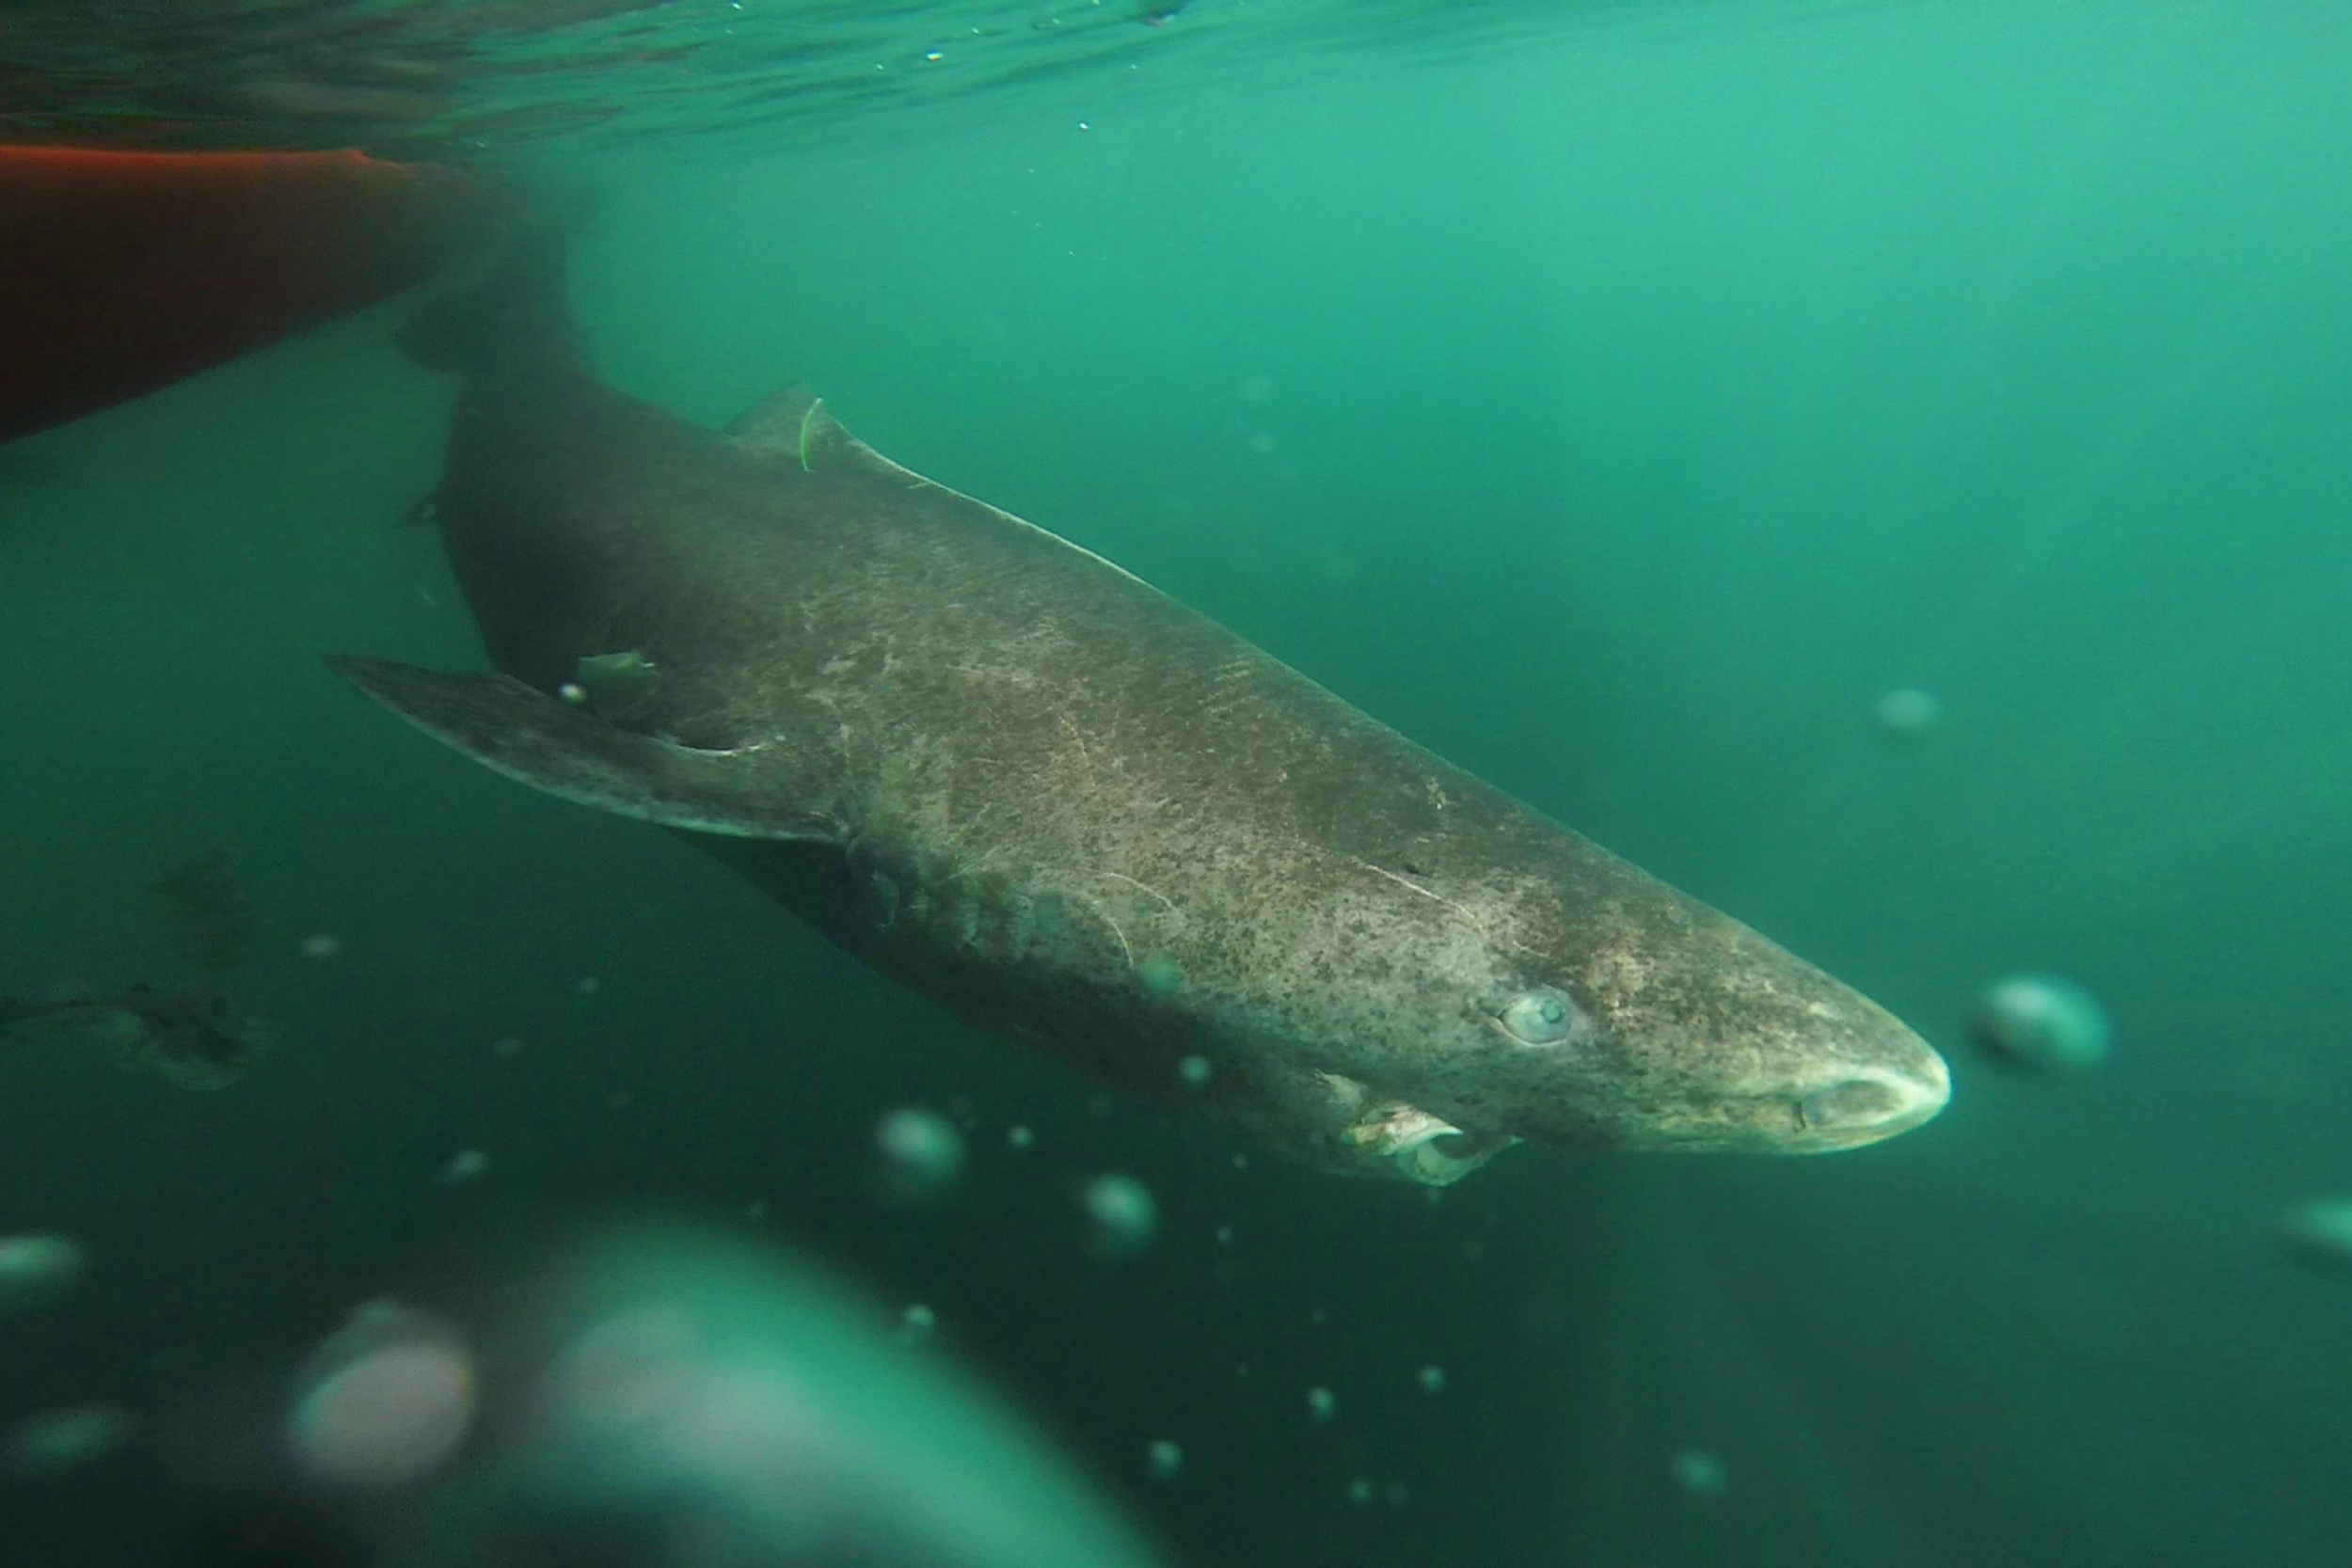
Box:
(1221, 814, 1950, 1184)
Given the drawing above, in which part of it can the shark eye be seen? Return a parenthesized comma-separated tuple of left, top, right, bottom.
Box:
(1497, 987, 1578, 1046)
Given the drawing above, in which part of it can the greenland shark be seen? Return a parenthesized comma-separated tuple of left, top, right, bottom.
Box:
(333, 236, 1947, 1185)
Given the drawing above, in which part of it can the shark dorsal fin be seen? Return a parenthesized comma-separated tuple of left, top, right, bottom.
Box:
(726, 385, 929, 486)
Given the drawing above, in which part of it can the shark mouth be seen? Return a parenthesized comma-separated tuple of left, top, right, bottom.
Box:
(1342, 1102, 1521, 1186)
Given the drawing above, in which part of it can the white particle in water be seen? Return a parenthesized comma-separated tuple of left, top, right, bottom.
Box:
(0, 1233, 87, 1310)
(2279, 1196, 2352, 1271)
(8, 1405, 136, 1477)
(1079, 1173, 1158, 1262)
(874, 1107, 966, 1205)
(1872, 685, 1943, 739)
(1971, 974, 2110, 1070)
(1670, 1447, 1730, 1498)
(436, 1149, 489, 1186)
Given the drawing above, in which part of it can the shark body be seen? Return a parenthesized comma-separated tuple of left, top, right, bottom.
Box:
(337, 244, 1947, 1183)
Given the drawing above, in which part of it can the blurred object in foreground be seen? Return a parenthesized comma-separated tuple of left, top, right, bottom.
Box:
(171, 1215, 1172, 1568)
(0, 145, 506, 445)
(1969, 974, 2112, 1072)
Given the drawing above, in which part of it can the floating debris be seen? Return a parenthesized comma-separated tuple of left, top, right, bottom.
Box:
(298, 933, 342, 960)
(1305, 1386, 1336, 1423)
(1415, 1365, 1446, 1395)
(571, 649, 660, 720)
(1971, 974, 2111, 1070)
(2, 987, 276, 1090)
(1176, 1054, 1212, 1089)
(1145, 1439, 1184, 1481)
(1007, 1124, 1035, 1151)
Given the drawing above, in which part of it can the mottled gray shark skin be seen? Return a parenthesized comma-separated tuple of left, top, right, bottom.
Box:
(338, 260, 1947, 1185)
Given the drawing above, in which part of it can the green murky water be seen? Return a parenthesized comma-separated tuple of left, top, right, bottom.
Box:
(5, 1, 2349, 1562)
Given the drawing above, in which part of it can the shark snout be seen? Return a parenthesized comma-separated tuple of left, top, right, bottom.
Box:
(1794, 1049, 1949, 1148)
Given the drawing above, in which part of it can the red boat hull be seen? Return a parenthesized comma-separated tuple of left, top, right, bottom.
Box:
(1, 145, 505, 443)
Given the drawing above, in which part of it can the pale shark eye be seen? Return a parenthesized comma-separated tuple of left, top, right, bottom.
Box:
(1497, 987, 1578, 1046)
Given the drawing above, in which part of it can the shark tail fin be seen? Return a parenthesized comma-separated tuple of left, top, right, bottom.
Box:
(397, 210, 587, 374)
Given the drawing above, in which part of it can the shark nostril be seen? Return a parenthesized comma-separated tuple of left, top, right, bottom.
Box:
(1798, 1077, 1903, 1132)
(1794, 1053, 1951, 1142)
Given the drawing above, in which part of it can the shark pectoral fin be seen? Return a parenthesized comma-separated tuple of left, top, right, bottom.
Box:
(326, 656, 832, 842)
(725, 385, 930, 487)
